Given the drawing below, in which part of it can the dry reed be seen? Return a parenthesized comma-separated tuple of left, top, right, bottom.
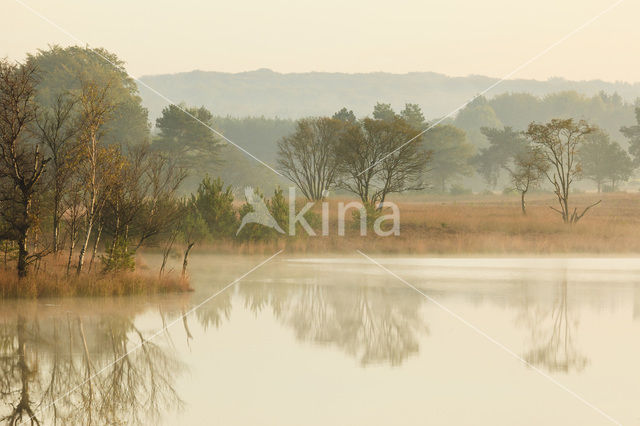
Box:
(0, 261, 191, 299)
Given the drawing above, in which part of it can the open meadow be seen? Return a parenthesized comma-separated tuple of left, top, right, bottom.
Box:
(190, 192, 640, 255)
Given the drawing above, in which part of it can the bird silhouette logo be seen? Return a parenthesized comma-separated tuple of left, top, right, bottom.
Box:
(236, 186, 286, 235)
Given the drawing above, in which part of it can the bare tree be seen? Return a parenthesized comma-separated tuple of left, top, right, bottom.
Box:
(336, 117, 428, 208)
(278, 117, 343, 200)
(103, 143, 149, 258)
(0, 60, 48, 277)
(135, 151, 187, 250)
(526, 119, 600, 224)
(35, 93, 79, 254)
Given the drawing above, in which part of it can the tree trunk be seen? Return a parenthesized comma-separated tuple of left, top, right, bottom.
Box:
(52, 210, 60, 254)
(88, 221, 103, 272)
(181, 242, 195, 279)
(16, 196, 31, 278)
(159, 230, 177, 278)
(76, 220, 94, 275)
(110, 212, 120, 257)
(66, 235, 76, 275)
(521, 191, 527, 215)
(17, 233, 28, 278)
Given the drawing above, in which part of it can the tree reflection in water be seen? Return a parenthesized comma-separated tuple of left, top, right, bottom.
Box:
(0, 312, 184, 425)
(520, 276, 588, 373)
(238, 281, 428, 366)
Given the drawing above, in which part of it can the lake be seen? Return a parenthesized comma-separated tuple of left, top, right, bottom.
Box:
(1, 255, 639, 425)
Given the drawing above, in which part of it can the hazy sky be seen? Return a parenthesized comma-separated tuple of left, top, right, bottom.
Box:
(3, 0, 639, 82)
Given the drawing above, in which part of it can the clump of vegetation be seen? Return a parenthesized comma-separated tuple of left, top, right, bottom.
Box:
(0, 48, 192, 294)
(101, 237, 136, 272)
(0, 263, 191, 299)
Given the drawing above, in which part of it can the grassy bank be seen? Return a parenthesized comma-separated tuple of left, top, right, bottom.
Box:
(0, 263, 191, 299)
(186, 192, 640, 255)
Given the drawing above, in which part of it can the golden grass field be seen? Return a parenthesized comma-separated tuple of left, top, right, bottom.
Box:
(205, 192, 640, 255)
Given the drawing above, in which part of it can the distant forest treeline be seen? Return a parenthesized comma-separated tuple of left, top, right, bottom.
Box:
(201, 90, 637, 192)
(206, 91, 637, 162)
(139, 69, 640, 121)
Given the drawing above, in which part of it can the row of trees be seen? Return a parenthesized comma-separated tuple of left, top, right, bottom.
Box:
(149, 91, 640, 200)
(278, 112, 428, 206)
(0, 55, 295, 279)
(149, 92, 640, 197)
(278, 103, 467, 206)
(278, 100, 640, 211)
(279, 101, 640, 223)
(0, 58, 192, 277)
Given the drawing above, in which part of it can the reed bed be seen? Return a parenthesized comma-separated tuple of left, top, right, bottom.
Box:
(0, 262, 191, 299)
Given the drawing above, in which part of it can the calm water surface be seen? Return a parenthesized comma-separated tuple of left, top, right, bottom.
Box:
(1, 255, 640, 425)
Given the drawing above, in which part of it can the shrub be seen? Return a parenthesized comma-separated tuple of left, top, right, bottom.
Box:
(192, 175, 238, 238)
(236, 188, 280, 241)
(101, 237, 135, 272)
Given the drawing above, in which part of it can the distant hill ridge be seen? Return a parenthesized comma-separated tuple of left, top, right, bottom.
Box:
(138, 68, 640, 121)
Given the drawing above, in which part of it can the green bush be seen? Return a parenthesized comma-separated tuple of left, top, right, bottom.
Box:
(192, 175, 238, 238)
(101, 237, 135, 272)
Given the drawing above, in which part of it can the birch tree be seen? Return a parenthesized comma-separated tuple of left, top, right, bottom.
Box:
(75, 79, 119, 274)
